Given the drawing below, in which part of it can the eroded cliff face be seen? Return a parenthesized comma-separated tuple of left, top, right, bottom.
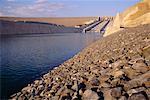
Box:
(104, 0, 150, 37)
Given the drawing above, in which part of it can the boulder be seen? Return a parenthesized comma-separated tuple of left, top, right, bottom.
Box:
(119, 96, 127, 100)
(21, 86, 32, 93)
(103, 89, 114, 100)
(89, 77, 100, 86)
(142, 45, 150, 60)
(112, 70, 125, 78)
(111, 87, 122, 98)
(82, 89, 99, 100)
(128, 92, 148, 100)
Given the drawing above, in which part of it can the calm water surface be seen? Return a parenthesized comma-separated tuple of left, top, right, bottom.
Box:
(0, 33, 101, 99)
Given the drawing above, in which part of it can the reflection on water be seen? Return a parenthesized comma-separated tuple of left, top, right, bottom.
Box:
(0, 33, 101, 99)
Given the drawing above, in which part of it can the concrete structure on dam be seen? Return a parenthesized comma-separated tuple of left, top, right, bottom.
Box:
(81, 16, 113, 33)
(0, 16, 113, 35)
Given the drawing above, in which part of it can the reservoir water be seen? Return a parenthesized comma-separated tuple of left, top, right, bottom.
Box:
(0, 33, 101, 99)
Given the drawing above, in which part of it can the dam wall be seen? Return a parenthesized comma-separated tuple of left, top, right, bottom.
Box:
(0, 20, 82, 35)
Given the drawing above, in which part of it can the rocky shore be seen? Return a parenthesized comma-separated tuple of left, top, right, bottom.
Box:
(11, 24, 150, 100)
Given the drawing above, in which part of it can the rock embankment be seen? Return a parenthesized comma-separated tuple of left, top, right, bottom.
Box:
(0, 20, 82, 35)
(11, 24, 150, 100)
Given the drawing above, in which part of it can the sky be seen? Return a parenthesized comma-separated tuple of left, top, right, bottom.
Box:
(0, 0, 140, 17)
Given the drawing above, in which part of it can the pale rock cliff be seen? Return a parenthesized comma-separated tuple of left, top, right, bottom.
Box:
(104, 0, 150, 36)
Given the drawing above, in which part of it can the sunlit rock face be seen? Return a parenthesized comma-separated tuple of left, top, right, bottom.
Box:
(122, 0, 150, 27)
(104, 0, 150, 37)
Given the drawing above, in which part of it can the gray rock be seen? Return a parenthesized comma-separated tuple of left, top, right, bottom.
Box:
(100, 82, 111, 88)
(128, 92, 147, 100)
(40, 91, 44, 97)
(60, 93, 72, 100)
(124, 68, 140, 79)
(17, 94, 28, 100)
(132, 63, 148, 73)
(82, 89, 99, 100)
(127, 87, 145, 96)
(89, 78, 100, 86)
(10, 93, 17, 98)
(103, 89, 115, 100)
(79, 89, 84, 95)
(143, 81, 150, 88)
(51, 96, 59, 100)
(119, 96, 127, 100)
(113, 70, 125, 78)
(29, 95, 34, 100)
(55, 86, 65, 96)
(72, 81, 78, 91)
(142, 45, 150, 61)
(111, 87, 122, 98)
(38, 85, 44, 91)
(34, 80, 39, 85)
(111, 60, 124, 69)
(22, 86, 32, 93)
(39, 80, 43, 85)
(72, 95, 78, 100)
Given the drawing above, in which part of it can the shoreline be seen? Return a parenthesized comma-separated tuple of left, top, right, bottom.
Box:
(11, 24, 150, 99)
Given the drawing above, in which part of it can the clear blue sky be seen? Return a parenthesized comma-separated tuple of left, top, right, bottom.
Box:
(0, 0, 140, 17)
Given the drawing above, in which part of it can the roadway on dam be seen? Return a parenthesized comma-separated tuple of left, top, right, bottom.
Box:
(82, 19, 112, 33)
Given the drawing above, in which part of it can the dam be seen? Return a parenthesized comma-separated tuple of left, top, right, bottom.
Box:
(81, 17, 113, 33)
(0, 16, 112, 99)
(0, 16, 113, 35)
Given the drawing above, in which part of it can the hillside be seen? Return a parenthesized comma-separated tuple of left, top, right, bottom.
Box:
(0, 20, 82, 35)
(104, 0, 150, 36)
(0, 17, 98, 27)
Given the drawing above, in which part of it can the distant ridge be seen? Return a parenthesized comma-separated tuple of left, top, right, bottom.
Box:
(0, 17, 98, 27)
(0, 20, 82, 35)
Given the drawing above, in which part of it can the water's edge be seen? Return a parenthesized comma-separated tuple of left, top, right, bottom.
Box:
(1, 33, 101, 99)
(10, 36, 101, 97)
